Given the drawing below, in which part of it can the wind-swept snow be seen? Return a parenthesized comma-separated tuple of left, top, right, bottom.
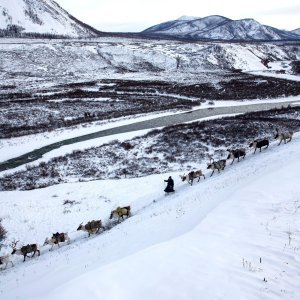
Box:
(0, 133, 299, 299)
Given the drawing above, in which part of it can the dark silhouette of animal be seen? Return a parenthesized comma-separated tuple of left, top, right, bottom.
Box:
(43, 233, 71, 250)
(77, 220, 103, 237)
(10, 240, 40, 262)
(110, 206, 131, 222)
(227, 148, 246, 164)
(274, 129, 293, 145)
(0, 255, 14, 269)
(249, 139, 269, 153)
(180, 170, 205, 185)
(207, 159, 226, 177)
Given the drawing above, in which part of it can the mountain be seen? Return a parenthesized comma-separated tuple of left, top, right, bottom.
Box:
(0, 0, 100, 37)
(143, 15, 231, 37)
(142, 15, 300, 41)
(291, 28, 300, 35)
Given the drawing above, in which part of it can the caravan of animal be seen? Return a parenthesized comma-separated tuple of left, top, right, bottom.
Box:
(77, 220, 103, 237)
(274, 128, 293, 145)
(0, 255, 14, 270)
(110, 206, 131, 222)
(207, 159, 226, 177)
(249, 139, 269, 153)
(180, 170, 205, 185)
(43, 233, 71, 251)
(3, 128, 295, 268)
(226, 148, 246, 164)
(10, 240, 40, 262)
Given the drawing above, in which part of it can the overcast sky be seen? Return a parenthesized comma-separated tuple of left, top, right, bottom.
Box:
(55, 0, 300, 32)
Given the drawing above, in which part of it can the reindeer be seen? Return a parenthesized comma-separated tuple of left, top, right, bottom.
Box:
(207, 159, 226, 177)
(0, 255, 14, 270)
(77, 220, 103, 237)
(249, 139, 269, 153)
(180, 170, 205, 185)
(274, 128, 293, 145)
(110, 206, 131, 223)
(10, 240, 40, 262)
(226, 148, 246, 164)
(43, 233, 71, 251)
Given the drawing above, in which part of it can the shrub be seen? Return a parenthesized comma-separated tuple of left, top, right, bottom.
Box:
(121, 142, 134, 150)
(0, 220, 7, 241)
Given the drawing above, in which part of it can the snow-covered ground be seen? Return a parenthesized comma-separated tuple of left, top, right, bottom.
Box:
(0, 133, 299, 300)
(1, 38, 299, 86)
(0, 111, 176, 163)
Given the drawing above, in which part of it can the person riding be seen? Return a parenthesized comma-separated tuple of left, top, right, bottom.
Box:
(164, 176, 174, 193)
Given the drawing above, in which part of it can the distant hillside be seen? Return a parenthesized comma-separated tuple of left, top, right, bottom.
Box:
(291, 28, 300, 35)
(0, 0, 101, 38)
(142, 15, 300, 41)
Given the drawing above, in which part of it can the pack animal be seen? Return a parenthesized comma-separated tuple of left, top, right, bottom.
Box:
(10, 240, 40, 262)
(227, 148, 246, 164)
(0, 255, 14, 270)
(274, 129, 293, 145)
(43, 233, 71, 251)
(77, 220, 103, 237)
(180, 170, 205, 185)
(110, 206, 131, 222)
(207, 159, 226, 177)
(249, 139, 269, 153)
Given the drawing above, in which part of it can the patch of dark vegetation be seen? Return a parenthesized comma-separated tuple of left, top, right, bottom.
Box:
(98, 75, 300, 101)
(0, 220, 7, 242)
(1, 74, 300, 138)
(0, 85, 16, 90)
(1, 106, 299, 191)
(0, 24, 25, 37)
(24, 6, 43, 25)
(291, 61, 300, 75)
(58, 81, 98, 89)
(0, 24, 70, 39)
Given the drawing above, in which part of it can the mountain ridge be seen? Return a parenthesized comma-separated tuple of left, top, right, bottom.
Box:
(142, 15, 300, 41)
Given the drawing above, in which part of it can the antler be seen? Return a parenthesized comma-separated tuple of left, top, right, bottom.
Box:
(10, 239, 19, 249)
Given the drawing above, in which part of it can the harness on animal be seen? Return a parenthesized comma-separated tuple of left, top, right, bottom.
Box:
(22, 244, 33, 254)
(85, 220, 100, 231)
(52, 233, 65, 243)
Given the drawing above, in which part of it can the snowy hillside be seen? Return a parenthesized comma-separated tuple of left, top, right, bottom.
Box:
(0, 37, 299, 84)
(143, 15, 300, 41)
(292, 28, 300, 35)
(0, 0, 100, 37)
(0, 132, 299, 299)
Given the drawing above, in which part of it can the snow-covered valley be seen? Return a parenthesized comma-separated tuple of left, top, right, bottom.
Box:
(0, 32, 300, 300)
(1, 37, 300, 141)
